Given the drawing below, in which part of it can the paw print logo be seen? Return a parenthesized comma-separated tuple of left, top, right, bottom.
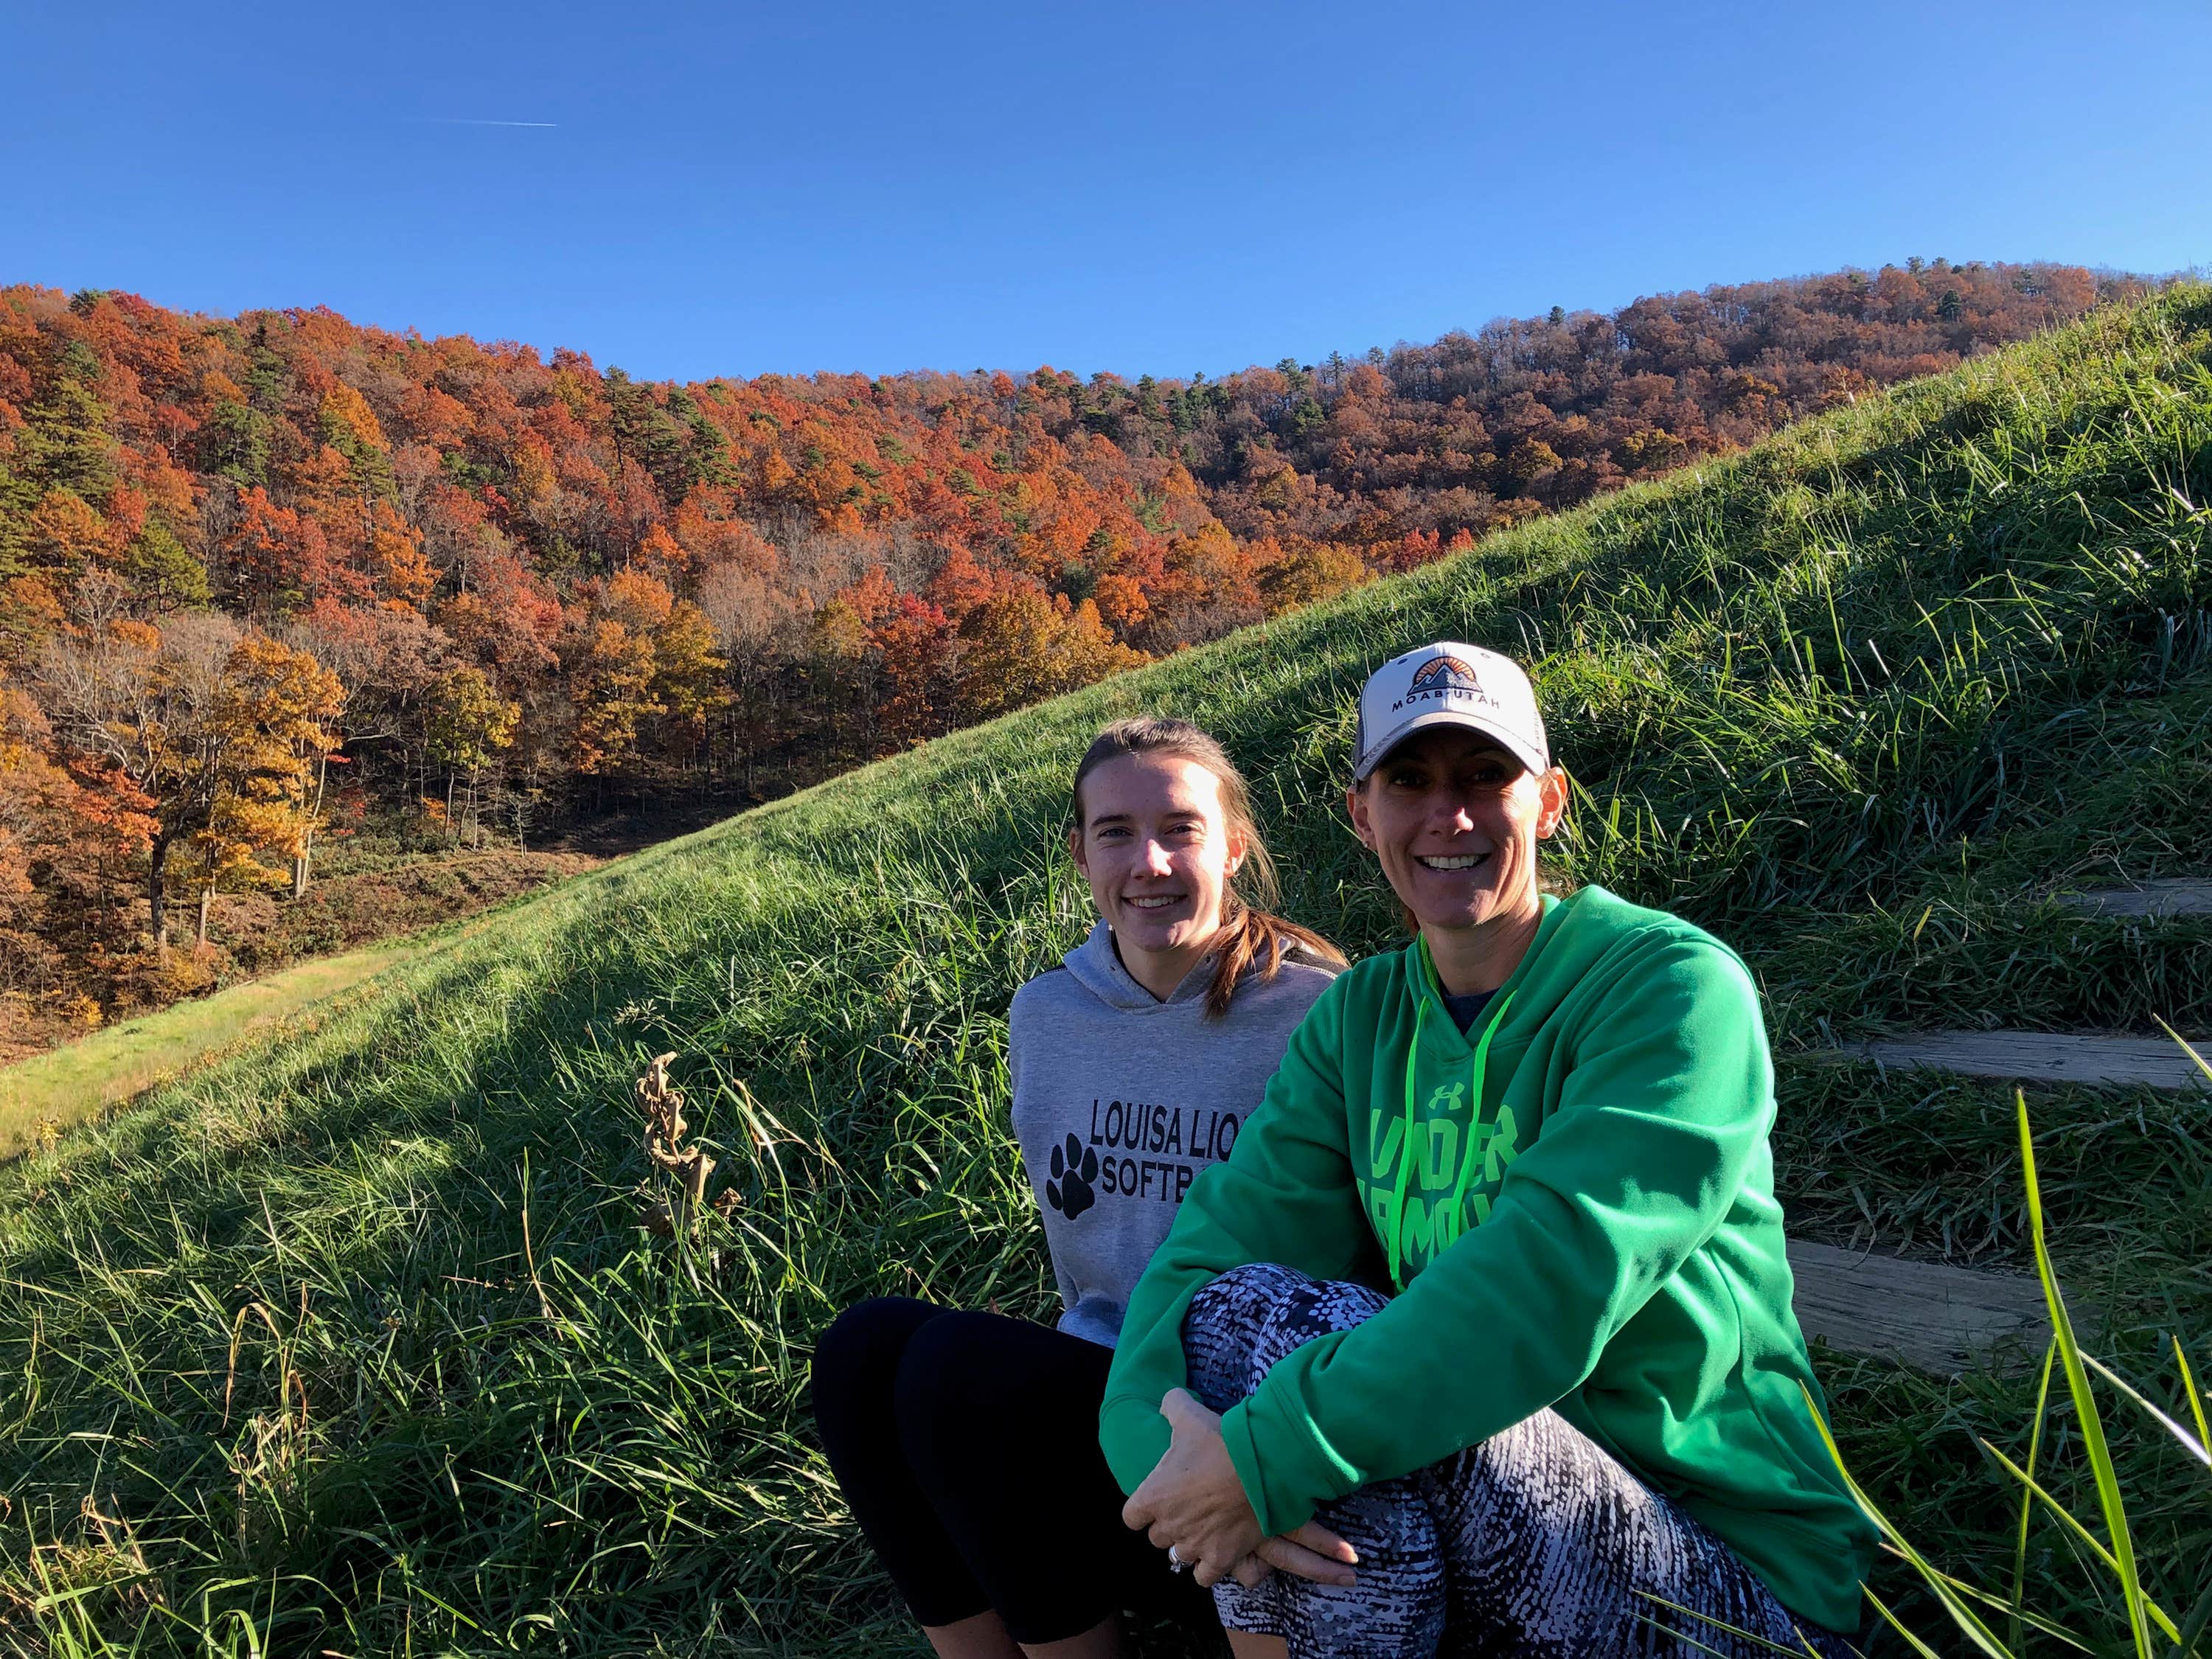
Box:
(1046, 1133, 1099, 1220)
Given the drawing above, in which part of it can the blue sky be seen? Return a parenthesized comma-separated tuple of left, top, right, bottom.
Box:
(3, 0, 2206, 382)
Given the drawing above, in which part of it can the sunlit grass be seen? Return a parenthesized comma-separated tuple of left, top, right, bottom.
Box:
(0, 289, 2205, 1655)
(0, 939, 419, 1153)
(0, 860, 608, 1157)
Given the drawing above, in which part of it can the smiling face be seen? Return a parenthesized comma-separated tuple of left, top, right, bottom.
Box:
(1347, 726, 1567, 941)
(1069, 753, 1245, 974)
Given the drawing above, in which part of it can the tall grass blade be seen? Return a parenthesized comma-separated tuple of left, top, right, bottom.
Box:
(2180, 1579, 2212, 1659)
(1863, 1587, 1961, 1659)
(1635, 1592, 1844, 1656)
(2016, 1088, 2156, 1658)
(1972, 1441, 2183, 1641)
(2175, 1336, 2212, 1470)
(2078, 1353, 2212, 1470)
(1803, 1383, 2019, 1655)
(2154, 1017, 2212, 1086)
(2011, 1343, 2058, 1651)
(1893, 1551, 2097, 1654)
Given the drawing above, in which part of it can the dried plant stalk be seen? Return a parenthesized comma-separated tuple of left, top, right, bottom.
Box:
(636, 1052, 724, 1241)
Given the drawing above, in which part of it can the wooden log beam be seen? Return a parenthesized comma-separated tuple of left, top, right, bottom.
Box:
(1789, 1241, 2052, 1373)
(1809, 1032, 2208, 1091)
(2060, 879, 2212, 918)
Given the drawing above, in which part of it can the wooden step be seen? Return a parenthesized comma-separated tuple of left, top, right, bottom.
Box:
(2060, 878, 2212, 919)
(1789, 1241, 2051, 1373)
(1812, 1032, 2208, 1091)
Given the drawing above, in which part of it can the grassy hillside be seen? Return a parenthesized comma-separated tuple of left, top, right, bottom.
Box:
(2, 290, 2208, 1657)
(0, 853, 602, 1153)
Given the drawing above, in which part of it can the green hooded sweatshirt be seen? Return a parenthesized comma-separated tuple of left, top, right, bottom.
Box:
(1099, 885, 1874, 1632)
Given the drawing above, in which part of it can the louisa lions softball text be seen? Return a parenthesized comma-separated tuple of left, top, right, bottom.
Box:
(1078, 1098, 1242, 1208)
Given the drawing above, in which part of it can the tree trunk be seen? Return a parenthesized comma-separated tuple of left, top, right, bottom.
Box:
(296, 748, 330, 899)
(198, 885, 212, 947)
(147, 832, 173, 951)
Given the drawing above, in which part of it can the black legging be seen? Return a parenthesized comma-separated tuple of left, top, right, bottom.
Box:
(810, 1297, 1213, 1646)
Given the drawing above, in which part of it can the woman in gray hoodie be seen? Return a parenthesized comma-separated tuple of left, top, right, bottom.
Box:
(812, 717, 1345, 1659)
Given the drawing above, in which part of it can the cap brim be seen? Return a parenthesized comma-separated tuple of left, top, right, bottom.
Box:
(1354, 709, 1549, 782)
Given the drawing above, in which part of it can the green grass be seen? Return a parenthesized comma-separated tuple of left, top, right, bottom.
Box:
(0, 942, 419, 1153)
(1802, 1083, 2212, 1659)
(0, 858, 605, 1157)
(1, 290, 2208, 1656)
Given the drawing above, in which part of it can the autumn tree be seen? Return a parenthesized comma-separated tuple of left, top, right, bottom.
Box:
(953, 589, 1144, 724)
(204, 631, 345, 919)
(1258, 538, 1366, 615)
(563, 575, 669, 790)
(425, 665, 519, 846)
(38, 588, 340, 949)
(868, 592, 959, 743)
(0, 672, 74, 995)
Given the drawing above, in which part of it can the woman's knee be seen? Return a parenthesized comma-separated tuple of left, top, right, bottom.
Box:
(1195, 1260, 1312, 1314)
(1183, 1265, 1388, 1413)
(810, 1296, 941, 1430)
(891, 1308, 1037, 1427)
(891, 1310, 1102, 1496)
(1189, 1263, 1388, 1334)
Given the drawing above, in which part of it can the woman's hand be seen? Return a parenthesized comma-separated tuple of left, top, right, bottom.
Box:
(1241, 1523, 1361, 1588)
(1123, 1389, 1358, 1589)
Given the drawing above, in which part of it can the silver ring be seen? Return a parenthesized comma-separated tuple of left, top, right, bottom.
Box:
(1166, 1545, 1192, 1573)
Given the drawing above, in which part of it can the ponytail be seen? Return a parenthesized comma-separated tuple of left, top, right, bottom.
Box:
(1071, 717, 1348, 1020)
(1202, 899, 1347, 1020)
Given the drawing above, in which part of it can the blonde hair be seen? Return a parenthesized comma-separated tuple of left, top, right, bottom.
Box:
(1071, 717, 1347, 1018)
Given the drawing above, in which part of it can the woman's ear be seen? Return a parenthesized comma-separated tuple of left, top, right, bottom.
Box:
(1345, 782, 1378, 849)
(1067, 821, 1090, 876)
(1534, 766, 1569, 838)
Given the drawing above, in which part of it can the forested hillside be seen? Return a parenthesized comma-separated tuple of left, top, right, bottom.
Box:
(0, 260, 2143, 1047)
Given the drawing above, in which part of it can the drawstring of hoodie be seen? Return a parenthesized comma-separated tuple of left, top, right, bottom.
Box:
(1387, 981, 1517, 1293)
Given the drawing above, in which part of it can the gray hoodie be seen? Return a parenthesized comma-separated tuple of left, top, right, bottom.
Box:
(1007, 921, 1339, 1347)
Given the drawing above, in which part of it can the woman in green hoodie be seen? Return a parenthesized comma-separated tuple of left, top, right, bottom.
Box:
(1100, 642, 1874, 1658)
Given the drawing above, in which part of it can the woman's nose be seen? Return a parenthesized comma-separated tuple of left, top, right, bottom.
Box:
(1141, 841, 1175, 875)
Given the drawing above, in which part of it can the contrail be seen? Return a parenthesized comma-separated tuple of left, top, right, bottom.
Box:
(409, 117, 559, 128)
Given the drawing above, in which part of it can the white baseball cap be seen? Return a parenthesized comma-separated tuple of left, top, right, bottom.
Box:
(1352, 641, 1550, 783)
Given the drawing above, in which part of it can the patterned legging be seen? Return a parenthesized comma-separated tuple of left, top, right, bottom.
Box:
(1183, 1263, 1859, 1659)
